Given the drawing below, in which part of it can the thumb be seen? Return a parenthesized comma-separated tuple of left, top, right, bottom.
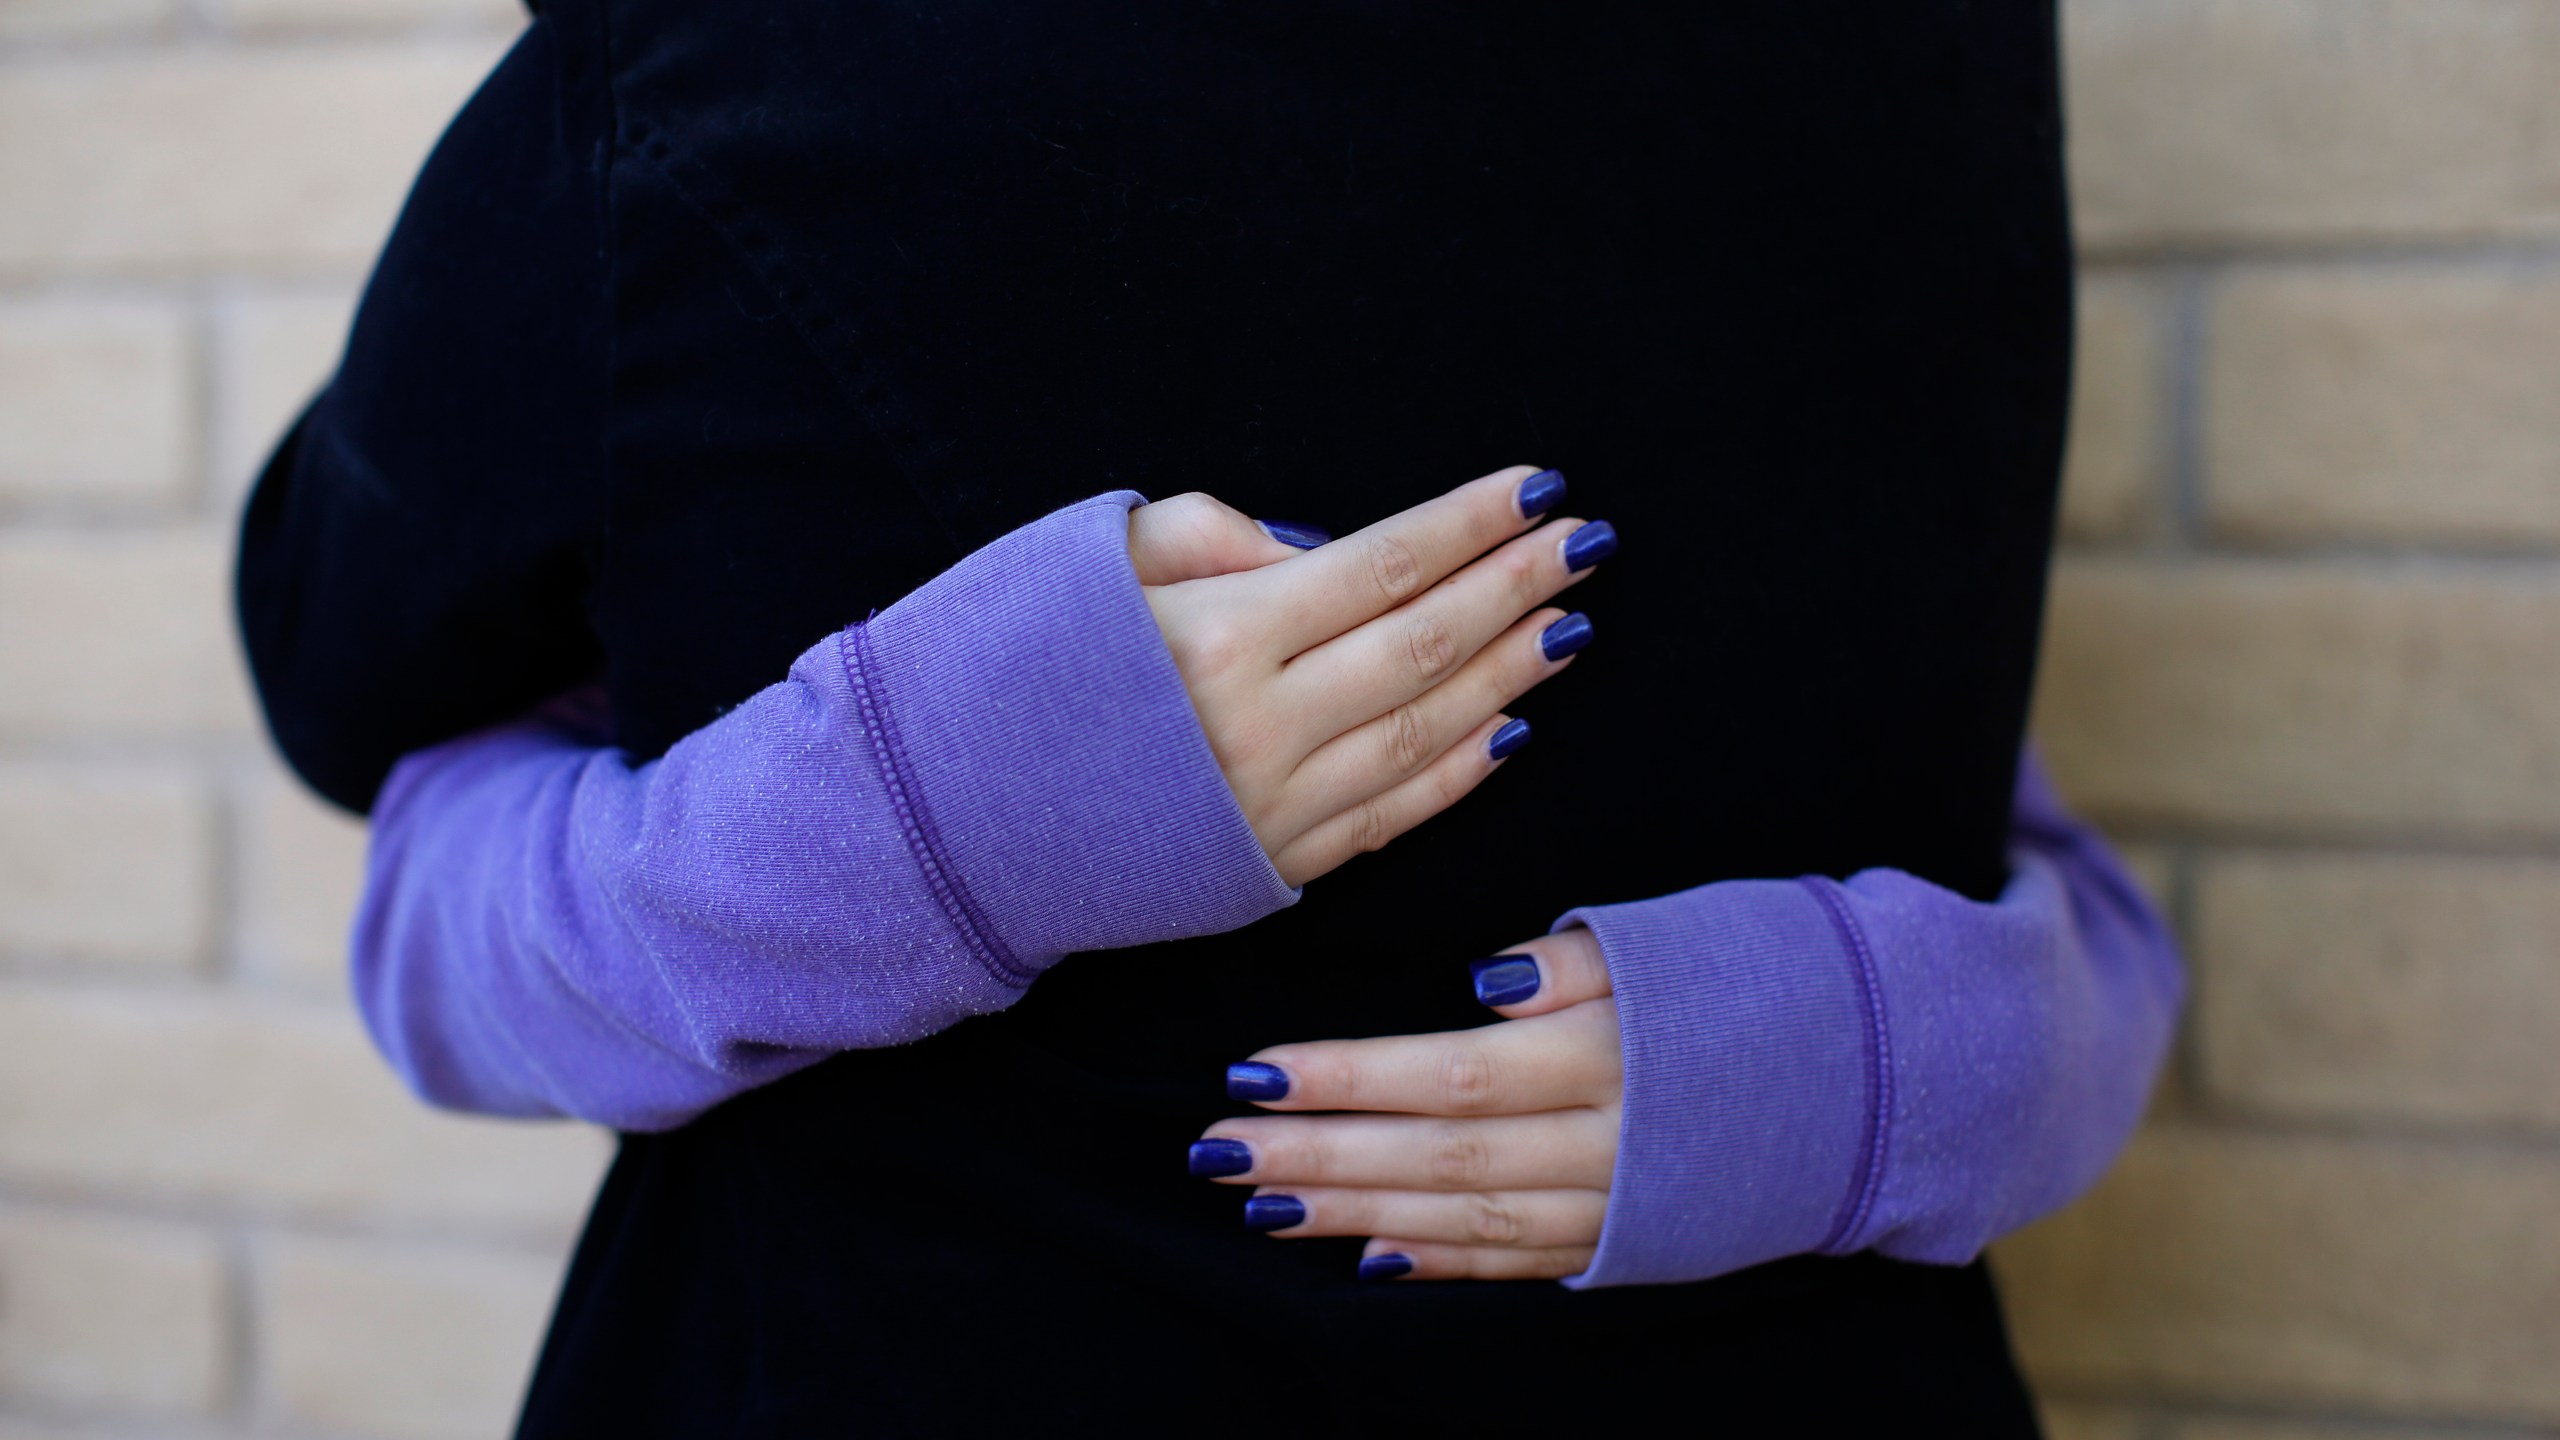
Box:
(1127, 492, 1329, 586)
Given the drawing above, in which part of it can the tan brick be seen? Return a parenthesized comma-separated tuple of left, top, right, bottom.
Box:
(2066, 0, 2560, 248)
(217, 0, 519, 32)
(2195, 851, 2560, 1134)
(2032, 560, 2560, 841)
(0, 45, 508, 277)
(0, 0, 176, 40)
(2205, 267, 2560, 550)
(0, 1208, 223, 1416)
(210, 289, 353, 511)
(0, 763, 208, 972)
(0, 984, 609, 1231)
(262, 1235, 561, 1440)
(2113, 841, 2178, 919)
(238, 773, 369, 995)
(1993, 1126, 2560, 1422)
(0, 298, 191, 510)
(2170, 1421, 2548, 1440)
(0, 529, 257, 740)
(2043, 1401, 2151, 1440)
(2060, 277, 2168, 543)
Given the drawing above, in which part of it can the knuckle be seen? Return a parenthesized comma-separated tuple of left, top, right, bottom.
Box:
(1283, 1050, 1345, 1103)
(1366, 534, 1424, 605)
(1427, 1122, 1491, 1187)
(1383, 702, 1433, 776)
(1404, 611, 1457, 682)
(1351, 797, 1395, 855)
(1499, 545, 1540, 601)
(1435, 1044, 1502, 1113)
(1467, 1195, 1526, 1246)
(1180, 617, 1252, 675)
(1288, 1135, 1335, 1184)
(1432, 755, 1475, 808)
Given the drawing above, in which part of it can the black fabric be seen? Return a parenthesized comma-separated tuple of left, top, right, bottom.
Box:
(236, 2, 2070, 1432)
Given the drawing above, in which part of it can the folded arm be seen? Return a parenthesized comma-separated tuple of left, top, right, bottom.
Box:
(1561, 749, 2183, 1285)
(355, 493, 1297, 1132)
(1198, 749, 2184, 1286)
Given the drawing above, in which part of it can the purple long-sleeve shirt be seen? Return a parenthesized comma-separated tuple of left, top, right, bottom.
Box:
(354, 491, 2182, 1285)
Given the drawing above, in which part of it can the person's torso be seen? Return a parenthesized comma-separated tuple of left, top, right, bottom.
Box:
(524, 2, 2068, 1429)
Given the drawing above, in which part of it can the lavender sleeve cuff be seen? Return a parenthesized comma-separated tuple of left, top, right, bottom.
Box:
(1557, 752, 2184, 1289)
(353, 491, 1297, 1131)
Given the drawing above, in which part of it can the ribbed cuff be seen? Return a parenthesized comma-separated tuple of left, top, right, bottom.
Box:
(1556, 878, 1875, 1288)
(859, 491, 1299, 970)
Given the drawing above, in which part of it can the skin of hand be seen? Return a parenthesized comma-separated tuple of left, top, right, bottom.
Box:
(1128, 465, 1611, 887)
(1192, 927, 1623, 1281)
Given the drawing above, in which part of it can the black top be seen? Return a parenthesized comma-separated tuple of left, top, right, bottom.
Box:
(237, 2, 2071, 1431)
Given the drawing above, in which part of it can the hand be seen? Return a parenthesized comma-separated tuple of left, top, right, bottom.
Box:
(1189, 928, 1623, 1280)
(1127, 466, 1612, 887)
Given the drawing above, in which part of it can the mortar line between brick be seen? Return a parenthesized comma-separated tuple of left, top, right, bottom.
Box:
(184, 279, 220, 522)
(2048, 822, 2560, 862)
(2153, 1109, 2560, 1161)
(0, 25, 521, 63)
(2080, 233, 2560, 268)
(221, 1222, 258, 1426)
(204, 757, 243, 984)
(2162, 264, 2209, 548)
(0, 1178, 591, 1253)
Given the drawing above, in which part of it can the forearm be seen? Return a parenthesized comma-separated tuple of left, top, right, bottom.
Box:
(356, 493, 1297, 1132)
(1562, 750, 2184, 1287)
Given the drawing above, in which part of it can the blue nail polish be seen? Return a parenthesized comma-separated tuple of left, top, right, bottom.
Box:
(1470, 954, 1542, 1008)
(1517, 468, 1567, 520)
(1244, 1195, 1306, 1232)
(1562, 519, 1617, 572)
(1539, 612, 1592, 662)
(1257, 519, 1331, 550)
(1226, 1062, 1290, 1102)
(1358, 1253, 1414, 1283)
(1188, 1139, 1253, 1178)
(1486, 717, 1532, 761)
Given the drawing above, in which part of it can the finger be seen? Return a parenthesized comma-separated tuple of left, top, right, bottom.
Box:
(1360, 1240, 1596, 1283)
(1266, 605, 1580, 840)
(1278, 515, 1594, 740)
(1234, 1001, 1620, 1116)
(1244, 1186, 1607, 1249)
(1242, 464, 1558, 654)
(1268, 712, 1513, 887)
(1195, 1107, 1617, 1191)
(1466, 926, 1614, 1018)
(1126, 492, 1307, 586)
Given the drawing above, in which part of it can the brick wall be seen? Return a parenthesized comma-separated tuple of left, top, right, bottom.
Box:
(2002, 3, 2560, 1437)
(0, 1, 2549, 1437)
(0, 2, 605, 1437)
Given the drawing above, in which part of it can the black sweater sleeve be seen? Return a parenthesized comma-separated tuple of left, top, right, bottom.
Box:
(235, 15, 610, 814)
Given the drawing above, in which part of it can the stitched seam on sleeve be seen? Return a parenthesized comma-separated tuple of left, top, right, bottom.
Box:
(839, 623, 1037, 989)
(1803, 875, 1893, 1254)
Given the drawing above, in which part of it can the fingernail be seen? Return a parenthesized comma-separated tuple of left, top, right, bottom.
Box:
(1517, 468, 1567, 520)
(1562, 519, 1617, 572)
(1188, 1139, 1254, 1178)
(1470, 954, 1542, 1008)
(1244, 1195, 1306, 1232)
(1257, 519, 1331, 550)
(1358, 1253, 1415, 1283)
(1226, 1062, 1290, 1102)
(1486, 717, 1532, 761)
(1539, 612, 1593, 662)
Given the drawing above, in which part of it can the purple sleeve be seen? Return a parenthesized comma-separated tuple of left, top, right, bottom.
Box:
(351, 491, 1298, 1132)
(1555, 750, 2184, 1288)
